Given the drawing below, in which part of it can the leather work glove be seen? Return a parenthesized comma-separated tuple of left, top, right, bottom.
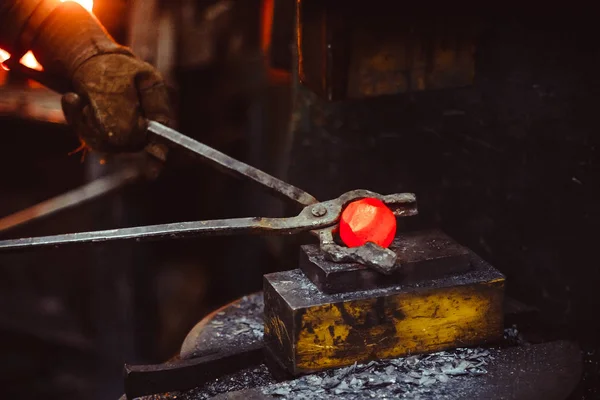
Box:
(61, 53, 173, 154)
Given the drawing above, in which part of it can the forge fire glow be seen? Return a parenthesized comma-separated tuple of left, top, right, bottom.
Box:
(61, 0, 94, 12)
(339, 198, 397, 248)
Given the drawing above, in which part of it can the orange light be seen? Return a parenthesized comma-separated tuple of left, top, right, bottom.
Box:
(0, 49, 10, 70)
(0, 0, 93, 73)
(339, 198, 397, 248)
(260, 0, 274, 55)
(61, 0, 94, 12)
(20, 51, 43, 71)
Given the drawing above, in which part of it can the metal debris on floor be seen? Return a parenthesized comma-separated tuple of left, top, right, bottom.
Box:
(174, 346, 495, 400)
(261, 347, 493, 399)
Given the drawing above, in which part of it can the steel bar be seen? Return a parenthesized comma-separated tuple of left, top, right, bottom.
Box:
(147, 121, 319, 207)
(0, 167, 142, 234)
(124, 344, 264, 399)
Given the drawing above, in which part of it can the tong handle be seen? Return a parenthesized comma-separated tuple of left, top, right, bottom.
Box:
(146, 121, 319, 207)
(6, 60, 316, 208)
(0, 205, 336, 252)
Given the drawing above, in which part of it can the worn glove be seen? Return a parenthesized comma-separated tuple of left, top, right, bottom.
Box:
(61, 53, 173, 154)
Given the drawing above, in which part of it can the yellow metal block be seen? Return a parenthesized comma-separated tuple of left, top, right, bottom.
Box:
(264, 252, 504, 375)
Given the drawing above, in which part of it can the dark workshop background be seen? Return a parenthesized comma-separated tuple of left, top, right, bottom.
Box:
(0, 1, 599, 399)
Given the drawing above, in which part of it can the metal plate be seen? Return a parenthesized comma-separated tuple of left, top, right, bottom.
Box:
(300, 229, 472, 294)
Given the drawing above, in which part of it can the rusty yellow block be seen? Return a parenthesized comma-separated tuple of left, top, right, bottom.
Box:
(264, 252, 504, 375)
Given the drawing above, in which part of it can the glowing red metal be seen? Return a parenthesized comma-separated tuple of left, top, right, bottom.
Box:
(339, 198, 396, 248)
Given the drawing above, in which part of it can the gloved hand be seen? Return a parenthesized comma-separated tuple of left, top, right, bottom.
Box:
(61, 53, 173, 154)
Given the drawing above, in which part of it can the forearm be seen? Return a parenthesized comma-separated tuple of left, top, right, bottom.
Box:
(0, 0, 50, 53)
(0, 0, 131, 78)
(1, 0, 172, 153)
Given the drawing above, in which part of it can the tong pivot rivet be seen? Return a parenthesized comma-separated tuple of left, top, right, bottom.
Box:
(311, 205, 327, 217)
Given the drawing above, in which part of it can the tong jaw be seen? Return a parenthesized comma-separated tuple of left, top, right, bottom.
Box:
(311, 190, 418, 274)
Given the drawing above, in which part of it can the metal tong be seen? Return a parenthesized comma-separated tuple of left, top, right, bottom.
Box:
(0, 121, 417, 271)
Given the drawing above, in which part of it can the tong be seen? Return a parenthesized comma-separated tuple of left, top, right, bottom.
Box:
(0, 121, 418, 271)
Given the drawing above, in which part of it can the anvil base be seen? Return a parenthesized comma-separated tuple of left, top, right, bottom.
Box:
(263, 251, 505, 376)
